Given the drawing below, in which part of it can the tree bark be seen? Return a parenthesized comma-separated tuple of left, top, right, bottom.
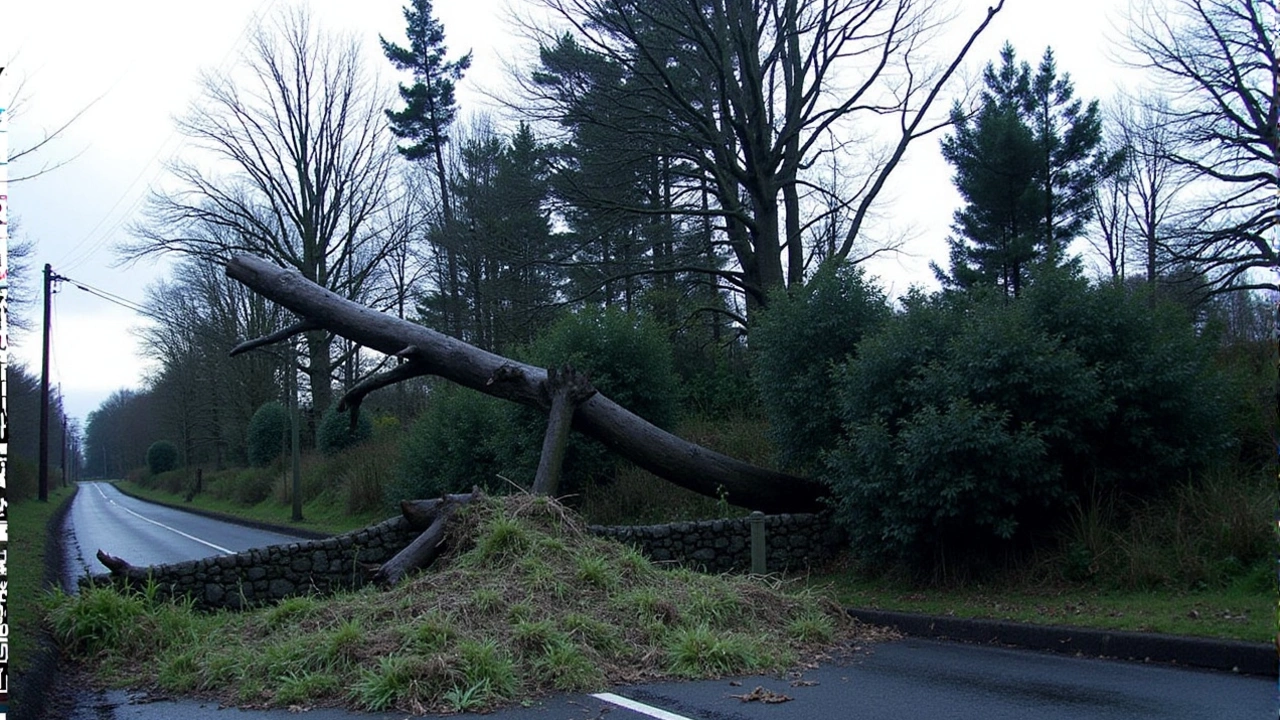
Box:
(533, 366, 597, 496)
(371, 491, 479, 586)
(226, 255, 827, 513)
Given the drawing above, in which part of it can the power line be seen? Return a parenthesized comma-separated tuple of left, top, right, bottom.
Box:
(55, 271, 257, 355)
(56, 0, 282, 273)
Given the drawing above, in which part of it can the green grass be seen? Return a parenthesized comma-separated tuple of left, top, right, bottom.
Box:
(817, 569, 1273, 643)
(49, 494, 865, 714)
(9, 485, 74, 673)
(116, 477, 387, 536)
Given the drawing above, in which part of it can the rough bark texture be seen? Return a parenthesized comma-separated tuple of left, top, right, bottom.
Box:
(370, 491, 479, 587)
(226, 254, 827, 513)
(533, 365, 597, 496)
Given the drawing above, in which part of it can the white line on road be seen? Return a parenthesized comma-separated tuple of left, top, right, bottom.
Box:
(92, 483, 234, 555)
(591, 693, 695, 720)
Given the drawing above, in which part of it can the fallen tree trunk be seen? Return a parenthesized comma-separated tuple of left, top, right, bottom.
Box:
(226, 254, 826, 513)
(371, 491, 480, 586)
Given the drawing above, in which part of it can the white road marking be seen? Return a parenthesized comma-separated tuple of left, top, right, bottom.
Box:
(591, 693, 696, 720)
(92, 483, 234, 555)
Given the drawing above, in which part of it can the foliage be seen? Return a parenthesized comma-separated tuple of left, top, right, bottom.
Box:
(146, 441, 179, 475)
(752, 263, 890, 471)
(938, 43, 1120, 296)
(397, 383, 510, 500)
(246, 401, 289, 467)
(820, 271, 1235, 575)
(380, 0, 471, 163)
(317, 408, 374, 456)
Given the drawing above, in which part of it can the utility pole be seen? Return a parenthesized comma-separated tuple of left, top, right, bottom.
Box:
(61, 417, 67, 488)
(38, 263, 54, 502)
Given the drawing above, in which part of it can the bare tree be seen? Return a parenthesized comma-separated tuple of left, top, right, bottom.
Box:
(1088, 93, 1194, 283)
(123, 6, 399, 416)
(520, 0, 1005, 321)
(1, 64, 99, 182)
(1125, 0, 1278, 294)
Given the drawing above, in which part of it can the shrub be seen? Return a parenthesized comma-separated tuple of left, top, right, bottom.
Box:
(514, 306, 681, 495)
(752, 263, 890, 471)
(317, 408, 373, 456)
(146, 441, 179, 476)
(822, 274, 1235, 576)
(396, 383, 511, 501)
(246, 401, 289, 467)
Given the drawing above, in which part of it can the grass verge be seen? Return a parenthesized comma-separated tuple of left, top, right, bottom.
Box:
(816, 568, 1272, 644)
(118, 478, 387, 536)
(47, 494, 885, 714)
(10, 485, 74, 675)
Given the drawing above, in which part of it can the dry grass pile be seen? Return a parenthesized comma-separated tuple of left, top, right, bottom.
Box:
(47, 494, 893, 714)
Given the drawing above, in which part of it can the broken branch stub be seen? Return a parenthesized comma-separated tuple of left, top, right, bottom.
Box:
(224, 254, 827, 513)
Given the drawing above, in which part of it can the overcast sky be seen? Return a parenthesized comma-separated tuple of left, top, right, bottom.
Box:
(4, 0, 1149, 423)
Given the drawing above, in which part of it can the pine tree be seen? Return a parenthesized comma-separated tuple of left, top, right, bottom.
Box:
(381, 0, 472, 335)
(938, 43, 1119, 297)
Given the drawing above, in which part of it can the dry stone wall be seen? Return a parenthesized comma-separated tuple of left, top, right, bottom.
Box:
(81, 514, 421, 610)
(82, 512, 845, 610)
(588, 513, 845, 572)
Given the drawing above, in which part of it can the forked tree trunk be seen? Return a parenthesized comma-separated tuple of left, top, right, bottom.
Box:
(225, 255, 826, 513)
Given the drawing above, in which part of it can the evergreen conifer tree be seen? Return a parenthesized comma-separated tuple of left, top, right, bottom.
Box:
(937, 44, 1120, 296)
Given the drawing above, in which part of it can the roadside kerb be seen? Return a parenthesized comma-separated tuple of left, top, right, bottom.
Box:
(847, 608, 1276, 677)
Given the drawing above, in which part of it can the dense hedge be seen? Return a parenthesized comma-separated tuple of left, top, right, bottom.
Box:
(755, 266, 1236, 574)
(317, 407, 373, 456)
(752, 264, 890, 471)
(146, 441, 178, 475)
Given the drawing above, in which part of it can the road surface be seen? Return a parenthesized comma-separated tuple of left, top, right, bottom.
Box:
(53, 482, 1276, 719)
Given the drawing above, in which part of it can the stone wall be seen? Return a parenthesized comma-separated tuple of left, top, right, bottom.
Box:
(82, 511, 845, 610)
(588, 513, 845, 573)
(81, 514, 421, 610)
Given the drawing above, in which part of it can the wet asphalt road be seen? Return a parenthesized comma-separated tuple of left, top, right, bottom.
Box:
(63, 481, 307, 580)
(56, 482, 1276, 719)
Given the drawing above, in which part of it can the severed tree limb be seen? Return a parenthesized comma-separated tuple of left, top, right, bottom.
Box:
(97, 549, 142, 577)
(533, 365, 597, 496)
(336, 359, 432, 429)
(229, 320, 320, 357)
(400, 494, 481, 529)
(371, 490, 480, 587)
(226, 254, 827, 513)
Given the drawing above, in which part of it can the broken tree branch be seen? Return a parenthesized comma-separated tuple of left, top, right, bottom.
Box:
(533, 365, 597, 496)
(336, 359, 432, 427)
(371, 490, 481, 586)
(229, 319, 321, 357)
(225, 254, 826, 513)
